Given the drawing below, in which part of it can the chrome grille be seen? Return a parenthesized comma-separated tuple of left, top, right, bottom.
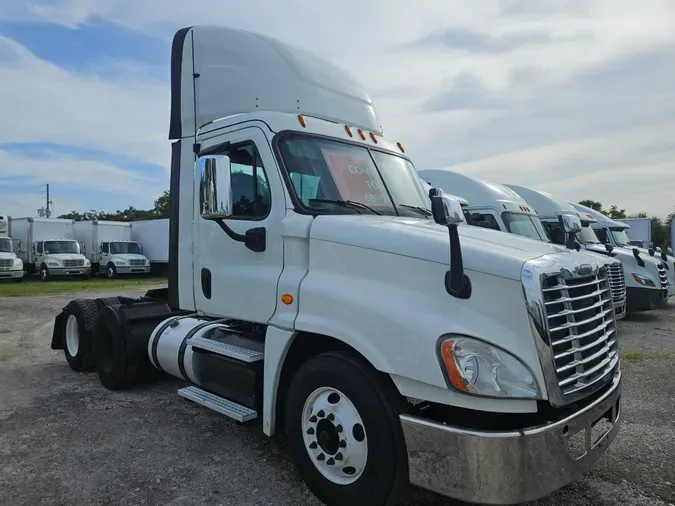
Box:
(129, 259, 145, 266)
(64, 259, 84, 268)
(0, 258, 11, 269)
(542, 269, 618, 398)
(658, 263, 668, 290)
(607, 263, 626, 304)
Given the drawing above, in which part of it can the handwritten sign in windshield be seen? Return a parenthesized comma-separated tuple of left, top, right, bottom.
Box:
(321, 149, 392, 207)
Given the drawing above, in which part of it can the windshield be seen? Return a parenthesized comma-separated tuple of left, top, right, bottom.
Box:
(577, 223, 601, 244)
(502, 212, 549, 241)
(44, 241, 80, 254)
(610, 228, 632, 247)
(278, 135, 430, 217)
(0, 238, 12, 253)
(110, 242, 142, 254)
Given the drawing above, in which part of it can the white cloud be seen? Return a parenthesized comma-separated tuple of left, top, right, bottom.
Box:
(1, 0, 675, 217)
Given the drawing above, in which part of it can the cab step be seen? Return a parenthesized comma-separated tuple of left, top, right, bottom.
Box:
(187, 336, 263, 363)
(178, 386, 258, 422)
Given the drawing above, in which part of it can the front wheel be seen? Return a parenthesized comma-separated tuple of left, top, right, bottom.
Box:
(39, 264, 50, 282)
(284, 351, 409, 506)
(106, 263, 117, 279)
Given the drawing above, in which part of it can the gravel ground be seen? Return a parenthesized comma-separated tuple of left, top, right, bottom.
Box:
(0, 291, 673, 506)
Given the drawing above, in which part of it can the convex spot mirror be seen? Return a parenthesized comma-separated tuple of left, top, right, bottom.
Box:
(561, 214, 582, 234)
(429, 188, 465, 226)
(199, 154, 233, 220)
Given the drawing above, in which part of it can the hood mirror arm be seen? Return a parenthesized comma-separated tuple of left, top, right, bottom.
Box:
(429, 188, 472, 299)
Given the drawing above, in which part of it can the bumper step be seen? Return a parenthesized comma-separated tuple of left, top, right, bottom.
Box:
(187, 336, 263, 363)
(178, 386, 257, 422)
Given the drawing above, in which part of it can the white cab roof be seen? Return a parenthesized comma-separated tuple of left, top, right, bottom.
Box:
(419, 169, 537, 216)
(503, 184, 577, 219)
(570, 203, 629, 229)
(170, 25, 381, 140)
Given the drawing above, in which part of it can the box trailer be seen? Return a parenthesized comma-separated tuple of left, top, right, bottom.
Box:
(616, 218, 651, 248)
(0, 214, 23, 281)
(74, 220, 151, 278)
(130, 218, 169, 274)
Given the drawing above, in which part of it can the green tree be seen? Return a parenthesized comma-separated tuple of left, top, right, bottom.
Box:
(606, 205, 626, 219)
(578, 200, 604, 212)
(153, 190, 170, 218)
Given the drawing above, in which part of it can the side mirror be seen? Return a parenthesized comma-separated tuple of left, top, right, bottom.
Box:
(139, 243, 144, 254)
(561, 214, 582, 233)
(429, 189, 464, 227)
(428, 187, 471, 299)
(199, 154, 233, 220)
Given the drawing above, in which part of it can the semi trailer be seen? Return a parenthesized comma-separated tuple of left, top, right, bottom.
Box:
(418, 170, 627, 319)
(615, 217, 651, 248)
(74, 220, 151, 278)
(0, 214, 23, 281)
(571, 203, 673, 300)
(11, 217, 91, 280)
(49, 25, 622, 506)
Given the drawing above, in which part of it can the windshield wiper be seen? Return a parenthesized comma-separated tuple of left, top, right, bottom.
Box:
(399, 204, 432, 217)
(309, 199, 382, 215)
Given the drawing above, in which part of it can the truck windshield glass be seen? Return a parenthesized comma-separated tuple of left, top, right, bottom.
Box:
(578, 224, 601, 244)
(0, 238, 12, 253)
(502, 212, 549, 241)
(610, 228, 632, 247)
(110, 242, 142, 254)
(44, 241, 79, 254)
(278, 135, 429, 217)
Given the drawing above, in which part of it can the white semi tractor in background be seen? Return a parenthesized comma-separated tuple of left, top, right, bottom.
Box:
(0, 214, 24, 282)
(572, 203, 674, 302)
(417, 170, 627, 319)
(74, 220, 151, 278)
(49, 25, 622, 506)
(504, 186, 668, 314)
(10, 217, 91, 281)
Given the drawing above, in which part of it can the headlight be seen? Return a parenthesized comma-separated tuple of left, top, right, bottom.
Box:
(48, 261, 60, 267)
(13, 258, 22, 266)
(438, 336, 540, 399)
(632, 273, 655, 287)
(84, 259, 91, 266)
(115, 260, 127, 266)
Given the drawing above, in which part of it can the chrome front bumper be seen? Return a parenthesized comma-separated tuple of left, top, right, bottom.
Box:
(115, 265, 151, 274)
(400, 372, 622, 505)
(49, 267, 91, 276)
(614, 299, 627, 320)
(0, 269, 24, 279)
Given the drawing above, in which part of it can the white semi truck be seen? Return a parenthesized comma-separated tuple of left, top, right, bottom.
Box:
(11, 217, 91, 280)
(49, 26, 622, 506)
(572, 203, 674, 301)
(0, 214, 24, 282)
(418, 170, 627, 319)
(74, 220, 151, 278)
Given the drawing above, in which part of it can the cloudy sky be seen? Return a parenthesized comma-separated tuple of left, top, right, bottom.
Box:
(1, 0, 674, 219)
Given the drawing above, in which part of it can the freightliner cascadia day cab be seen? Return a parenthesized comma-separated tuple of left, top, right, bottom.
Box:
(418, 169, 627, 319)
(11, 217, 91, 280)
(571, 203, 673, 304)
(503, 185, 666, 314)
(0, 215, 24, 282)
(49, 26, 622, 506)
(74, 220, 151, 278)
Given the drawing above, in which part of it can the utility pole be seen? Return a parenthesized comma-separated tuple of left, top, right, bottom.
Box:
(37, 184, 53, 218)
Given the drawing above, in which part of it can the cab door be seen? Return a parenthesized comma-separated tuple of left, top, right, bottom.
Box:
(193, 126, 286, 323)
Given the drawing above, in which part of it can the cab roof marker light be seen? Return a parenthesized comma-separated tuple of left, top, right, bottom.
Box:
(297, 114, 307, 128)
(344, 125, 353, 137)
(397, 142, 405, 152)
(357, 128, 366, 140)
(369, 132, 378, 143)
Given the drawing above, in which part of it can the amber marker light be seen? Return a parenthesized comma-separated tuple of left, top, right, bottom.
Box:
(297, 114, 307, 128)
(281, 294, 294, 305)
(439, 340, 469, 392)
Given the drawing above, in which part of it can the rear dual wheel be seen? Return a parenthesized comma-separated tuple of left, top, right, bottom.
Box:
(284, 351, 409, 506)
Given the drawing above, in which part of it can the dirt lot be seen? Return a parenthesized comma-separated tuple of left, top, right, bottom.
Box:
(1, 290, 674, 506)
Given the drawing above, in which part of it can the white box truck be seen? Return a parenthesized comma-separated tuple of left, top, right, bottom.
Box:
(0, 214, 23, 282)
(74, 220, 150, 278)
(48, 26, 622, 506)
(130, 218, 169, 274)
(616, 217, 651, 248)
(11, 217, 91, 281)
(418, 170, 627, 319)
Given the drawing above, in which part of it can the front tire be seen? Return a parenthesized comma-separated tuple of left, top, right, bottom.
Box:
(106, 263, 117, 279)
(284, 351, 409, 506)
(39, 264, 50, 282)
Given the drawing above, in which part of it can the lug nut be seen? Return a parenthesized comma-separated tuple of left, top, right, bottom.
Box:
(317, 453, 325, 461)
(309, 442, 317, 449)
(326, 413, 335, 422)
(335, 453, 343, 461)
(327, 458, 335, 466)
(317, 410, 325, 418)
(306, 427, 314, 435)
(309, 415, 317, 423)
(339, 440, 346, 448)
(337, 425, 343, 433)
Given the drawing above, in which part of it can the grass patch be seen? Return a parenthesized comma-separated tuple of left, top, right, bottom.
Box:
(0, 276, 167, 297)
(620, 351, 671, 362)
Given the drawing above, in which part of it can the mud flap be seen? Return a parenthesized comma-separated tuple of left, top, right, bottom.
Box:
(51, 310, 66, 350)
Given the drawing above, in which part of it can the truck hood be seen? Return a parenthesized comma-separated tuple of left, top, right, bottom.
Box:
(310, 215, 581, 281)
(593, 245, 666, 285)
(110, 254, 147, 262)
(0, 252, 17, 260)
